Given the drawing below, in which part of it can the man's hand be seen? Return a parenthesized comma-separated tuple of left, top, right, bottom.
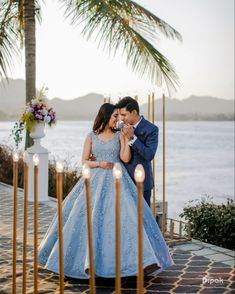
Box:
(89, 153, 96, 161)
(121, 125, 134, 140)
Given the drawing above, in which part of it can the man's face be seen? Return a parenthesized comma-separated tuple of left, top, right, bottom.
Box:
(119, 108, 136, 125)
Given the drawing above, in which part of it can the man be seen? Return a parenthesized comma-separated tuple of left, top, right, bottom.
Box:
(116, 96, 158, 207)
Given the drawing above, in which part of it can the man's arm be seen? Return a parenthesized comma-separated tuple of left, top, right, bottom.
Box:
(131, 127, 158, 161)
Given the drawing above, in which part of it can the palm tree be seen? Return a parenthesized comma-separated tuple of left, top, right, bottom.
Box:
(0, 0, 182, 149)
(0, 0, 40, 148)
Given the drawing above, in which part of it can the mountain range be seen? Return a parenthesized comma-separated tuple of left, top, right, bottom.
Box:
(0, 78, 234, 121)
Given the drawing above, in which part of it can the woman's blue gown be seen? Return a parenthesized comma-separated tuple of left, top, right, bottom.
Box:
(38, 131, 174, 279)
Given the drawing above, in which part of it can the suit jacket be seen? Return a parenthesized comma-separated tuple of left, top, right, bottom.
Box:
(123, 116, 159, 191)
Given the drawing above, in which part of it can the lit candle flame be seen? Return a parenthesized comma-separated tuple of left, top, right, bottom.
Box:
(134, 164, 145, 183)
(113, 163, 122, 179)
(13, 152, 19, 162)
(33, 154, 39, 166)
(56, 161, 63, 173)
(82, 163, 90, 179)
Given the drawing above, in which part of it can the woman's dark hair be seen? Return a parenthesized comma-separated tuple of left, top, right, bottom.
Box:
(93, 103, 117, 134)
(116, 96, 139, 114)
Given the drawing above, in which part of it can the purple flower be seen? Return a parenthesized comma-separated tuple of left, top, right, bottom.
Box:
(35, 114, 43, 120)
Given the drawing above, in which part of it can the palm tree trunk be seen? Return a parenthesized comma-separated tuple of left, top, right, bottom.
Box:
(23, 0, 36, 150)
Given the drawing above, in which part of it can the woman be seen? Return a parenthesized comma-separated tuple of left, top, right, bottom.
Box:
(38, 103, 173, 279)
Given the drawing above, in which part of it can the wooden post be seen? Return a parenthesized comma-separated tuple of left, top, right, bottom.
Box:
(12, 153, 19, 294)
(134, 165, 145, 294)
(82, 164, 96, 294)
(115, 178, 121, 293)
(179, 221, 182, 238)
(33, 154, 39, 294)
(170, 219, 174, 240)
(151, 91, 156, 217)
(22, 155, 29, 294)
(162, 93, 166, 236)
(56, 162, 64, 294)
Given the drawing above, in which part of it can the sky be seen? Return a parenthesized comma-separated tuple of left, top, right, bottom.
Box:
(7, 0, 235, 104)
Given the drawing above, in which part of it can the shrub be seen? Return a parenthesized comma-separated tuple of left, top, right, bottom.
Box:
(0, 144, 81, 199)
(180, 196, 235, 250)
(0, 144, 24, 188)
(48, 158, 81, 199)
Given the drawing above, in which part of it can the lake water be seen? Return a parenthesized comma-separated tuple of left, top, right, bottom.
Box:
(0, 121, 234, 219)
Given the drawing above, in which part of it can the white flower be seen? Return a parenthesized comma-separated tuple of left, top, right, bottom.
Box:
(44, 116, 51, 123)
(42, 109, 48, 115)
(31, 99, 38, 105)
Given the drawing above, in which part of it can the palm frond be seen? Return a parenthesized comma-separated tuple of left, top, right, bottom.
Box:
(0, 0, 42, 79)
(60, 0, 182, 90)
(0, 1, 21, 79)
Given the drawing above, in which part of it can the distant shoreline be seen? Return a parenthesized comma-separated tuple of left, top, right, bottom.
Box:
(0, 118, 234, 122)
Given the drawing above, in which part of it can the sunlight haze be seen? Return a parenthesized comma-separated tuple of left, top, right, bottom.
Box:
(8, 0, 234, 104)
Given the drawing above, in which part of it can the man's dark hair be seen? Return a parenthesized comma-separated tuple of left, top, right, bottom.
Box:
(116, 96, 139, 114)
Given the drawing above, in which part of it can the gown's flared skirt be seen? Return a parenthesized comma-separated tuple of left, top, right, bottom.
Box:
(38, 165, 174, 279)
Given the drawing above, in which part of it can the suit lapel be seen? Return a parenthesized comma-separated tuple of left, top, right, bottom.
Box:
(134, 116, 146, 135)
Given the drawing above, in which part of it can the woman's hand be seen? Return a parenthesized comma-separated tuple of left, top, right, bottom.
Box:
(120, 129, 130, 143)
(99, 161, 114, 169)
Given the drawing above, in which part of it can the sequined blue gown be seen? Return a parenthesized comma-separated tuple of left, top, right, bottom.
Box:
(38, 131, 174, 279)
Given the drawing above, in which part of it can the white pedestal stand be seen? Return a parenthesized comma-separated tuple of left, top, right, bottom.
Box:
(27, 122, 49, 202)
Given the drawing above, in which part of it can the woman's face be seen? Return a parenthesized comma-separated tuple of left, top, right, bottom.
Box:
(108, 109, 118, 128)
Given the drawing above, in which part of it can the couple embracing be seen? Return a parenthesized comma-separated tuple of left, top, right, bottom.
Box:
(38, 97, 173, 279)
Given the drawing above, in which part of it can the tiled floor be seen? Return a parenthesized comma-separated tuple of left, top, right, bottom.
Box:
(0, 183, 234, 293)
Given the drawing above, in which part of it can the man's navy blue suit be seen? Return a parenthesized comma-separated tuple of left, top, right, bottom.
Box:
(123, 116, 159, 206)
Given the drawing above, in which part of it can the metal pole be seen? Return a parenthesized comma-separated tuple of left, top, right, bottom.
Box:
(162, 93, 166, 236)
(57, 172, 64, 293)
(151, 91, 156, 217)
(34, 164, 38, 294)
(22, 162, 29, 293)
(115, 178, 121, 294)
(12, 160, 18, 294)
(137, 182, 144, 294)
(85, 179, 96, 294)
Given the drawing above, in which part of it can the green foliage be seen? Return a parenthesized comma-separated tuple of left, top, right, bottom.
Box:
(11, 121, 24, 149)
(0, 144, 24, 188)
(48, 158, 81, 199)
(180, 196, 235, 250)
(63, 0, 182, 90)
(0, 144, 81, 198)
(21, 112, 35, 131)
(1, 0, 182, 89)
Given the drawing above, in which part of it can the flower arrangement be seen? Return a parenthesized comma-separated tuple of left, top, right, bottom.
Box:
(11, 87, 56, 148)
(20, 87, 56, 131)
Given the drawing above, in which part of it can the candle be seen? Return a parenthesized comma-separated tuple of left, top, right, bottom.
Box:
(82, 164, 95, 294)
(113, 163, 122, 294)
(147, 90, 151, 120)
(134, 164, 145, 294)
(162, 92, 166, 236)
(151, 90, 155, 124)
(118, 92, 122, 102)
(33, 154, 39, 294)
(134, 91, 138, 101)
(56, 161, 64, 294)
(151, 89, 156, 217)
(22, 152, 29, 294)
(12, 152, 19, 294)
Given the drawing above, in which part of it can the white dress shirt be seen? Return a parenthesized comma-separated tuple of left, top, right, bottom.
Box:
(128, 116, 142, 146)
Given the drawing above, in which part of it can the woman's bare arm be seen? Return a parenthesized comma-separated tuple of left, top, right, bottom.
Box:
(119, 131, 131, 163)
(81, 134, 100, 168)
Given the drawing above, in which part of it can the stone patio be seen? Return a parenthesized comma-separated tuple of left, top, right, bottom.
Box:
(0, 182, 234, 293)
